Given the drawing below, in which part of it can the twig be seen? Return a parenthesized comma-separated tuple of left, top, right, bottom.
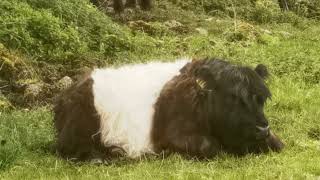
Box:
(0, 61, 4, 71)
(231, 2, 237, 32)
(0, 85, 9, 89)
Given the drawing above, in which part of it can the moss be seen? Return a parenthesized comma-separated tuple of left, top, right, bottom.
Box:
(0, 0, 132, 63)
(0, 43, 31, 82)
(0, 94, 13, 110)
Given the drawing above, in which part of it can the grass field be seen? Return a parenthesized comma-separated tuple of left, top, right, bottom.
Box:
(1, 0, 320, 179)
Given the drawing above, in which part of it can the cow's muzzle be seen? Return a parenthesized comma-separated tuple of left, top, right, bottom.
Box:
(255, 125, 270, 140)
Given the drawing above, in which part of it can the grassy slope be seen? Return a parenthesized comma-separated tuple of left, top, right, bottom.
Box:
(1, 0, 320, 179)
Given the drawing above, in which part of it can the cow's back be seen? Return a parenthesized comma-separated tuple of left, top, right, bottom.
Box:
(90, 59, 189, 158)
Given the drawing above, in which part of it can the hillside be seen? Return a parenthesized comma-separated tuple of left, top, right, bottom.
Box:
(1, 0, 319, 108)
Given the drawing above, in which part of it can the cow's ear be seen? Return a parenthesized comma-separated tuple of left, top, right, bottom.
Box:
(255, 64, 269, 80)
(194, 65, 211, 80)
(180, 62, 191, 73)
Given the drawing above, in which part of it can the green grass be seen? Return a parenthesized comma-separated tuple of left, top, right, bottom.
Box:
(1, 29, 320, 178)
(1, 76, 320, 179)
(1, 0, 320, 179)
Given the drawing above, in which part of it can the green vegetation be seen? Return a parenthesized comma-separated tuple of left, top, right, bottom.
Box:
(1, 0, 320, 179)
(0, 0, 131, 62)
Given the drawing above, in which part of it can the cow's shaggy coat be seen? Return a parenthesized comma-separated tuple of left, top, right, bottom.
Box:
(53, 58, 284, 161)
(92, 60, 188, 158)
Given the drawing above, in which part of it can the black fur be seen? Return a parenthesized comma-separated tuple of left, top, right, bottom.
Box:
(54, 58, 284, 162)
(152, 58, 284, 158)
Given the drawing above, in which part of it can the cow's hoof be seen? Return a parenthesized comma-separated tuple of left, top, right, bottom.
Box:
(90, 158, 109, 165)
(108, 146, 127, 158)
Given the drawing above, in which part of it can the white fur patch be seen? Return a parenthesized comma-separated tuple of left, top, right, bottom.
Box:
(91, 58, 190, 158)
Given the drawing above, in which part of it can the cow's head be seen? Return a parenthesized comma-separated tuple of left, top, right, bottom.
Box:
(194, 58, 284, 154)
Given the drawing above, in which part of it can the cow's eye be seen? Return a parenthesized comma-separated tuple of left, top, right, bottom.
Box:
(231, 94, 237, 100)
(230, 94, 246, 106)
(230, 94, 240, 104)
(239, 98, 246, 107)
(255, 95, 265, 105)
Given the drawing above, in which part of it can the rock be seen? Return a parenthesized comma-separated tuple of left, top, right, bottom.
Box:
(56, 76, 73, 91)
(261, 28, 272, 35)
(164, 20, 183, 29)
(24, 83, 42, 97)
(128, 20, 159, 35)
(195, 28, 208, 36)
(22, 82, 43, 104)
(164, 20, 188, 33)
(279, 31, 292, 38)
(128, 20, 152, 31)
(205, 17, 214, 22)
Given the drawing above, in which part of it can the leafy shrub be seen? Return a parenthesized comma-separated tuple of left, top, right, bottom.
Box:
(250, 0, 281, 23)
(287, 0, 320, 19)
(0, 0, 131, 63)
(169, 0, 320, 22)
(0, 43, 34, 81)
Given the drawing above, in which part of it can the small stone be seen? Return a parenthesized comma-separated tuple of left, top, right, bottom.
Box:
(205, 17, 214, 22)
(56, 76, 73, 91)
(279, 31, 292, 38)
(164, 20, 183, 29)
(261, 28, 272, 35)
(24, 83, 42, 98)
(195, 28, 208, 36)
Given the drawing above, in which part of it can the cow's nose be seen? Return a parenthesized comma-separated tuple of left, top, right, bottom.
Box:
(255, 125, 270, 139)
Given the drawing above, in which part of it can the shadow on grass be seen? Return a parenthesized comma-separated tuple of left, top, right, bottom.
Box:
(27, 140, 57, 155)
(26, 140, 143, 167)
(22, 138, 285, 168)
(308, 128, 320, 140)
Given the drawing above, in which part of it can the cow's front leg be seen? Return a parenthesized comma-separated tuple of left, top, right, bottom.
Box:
(140, 0, 152, 10)
(125, 0, 136, 8)
(167, 135, 221, 159)
(113, 0, 124, 12)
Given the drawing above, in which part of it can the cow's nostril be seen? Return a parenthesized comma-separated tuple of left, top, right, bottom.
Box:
(256, 125, 270, 139)
(256, 125, 269, 131)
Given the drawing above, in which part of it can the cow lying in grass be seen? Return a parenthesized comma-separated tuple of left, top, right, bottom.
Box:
(53, 58, 284, 162)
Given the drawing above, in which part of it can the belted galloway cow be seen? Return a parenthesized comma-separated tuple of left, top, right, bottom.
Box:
(53, 58, 284, 161)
